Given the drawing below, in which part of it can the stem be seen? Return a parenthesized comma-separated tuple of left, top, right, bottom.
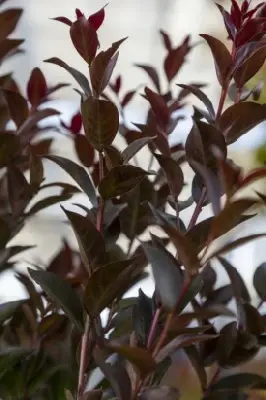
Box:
(174, 196, 180, 230)
(204, 366, 220, 396)
(77, 151, 105, 399)
(187, 187, 207, 231)
(147, 307, 161, 350)
(152, 312, 174, 358)
(77, 319, 91, 398)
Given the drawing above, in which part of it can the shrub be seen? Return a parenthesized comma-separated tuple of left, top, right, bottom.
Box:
(1, 0, 266, 399)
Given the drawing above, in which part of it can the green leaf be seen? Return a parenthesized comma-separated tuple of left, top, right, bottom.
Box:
(98, 165, 148, 199)
(44, 57, 92, 96)
(81, 98, 119, 150)
(44, 155, 97, 207)
(28, 268, 84, 331)
(143, 237, 183, 310)
(108, 343, 156, 377)
(84, 259, 135, 317)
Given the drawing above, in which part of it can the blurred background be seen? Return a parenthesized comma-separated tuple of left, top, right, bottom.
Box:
(1, 0, 266, 396)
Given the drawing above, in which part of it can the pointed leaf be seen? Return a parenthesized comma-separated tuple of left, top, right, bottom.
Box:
(90, 38, 126, 95)
(143, 240, 183, 310)
(17, 108, 60, 137)
(44, 57, 92, 96)
(164, 36, 191, 82)
(98, 165, 148, 199)
(200, 34, 232, 87)
(0, 300, 24, 324)
(0, 133, 20, 167)
(7, 164, 32, 218)
(135, 64, 161, 93)
(3, 89, 28, 128)
(177, 84, 215, 121)
(70, 16, 98, 64)
(62, 208, 106, 273)
(253, 263, 266, 300)
(84, 259, 134, 317)
(74, 134, 95, 168)
(28, 268, 84, 331)
(210, 373, 266, 392)
(0, 8, 23, 41)
(81, 98, 119, 150)
(122, 136, 155, 164)
(45, 155, 97, 207)
(217, 102, 266, 144)
(108, 343, 156, 377)
(155, 154, 184, 197)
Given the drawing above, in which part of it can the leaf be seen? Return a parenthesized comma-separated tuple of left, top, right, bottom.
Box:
(200, 34, 232, 87)
(185, 346, 207, 392)
(0, 132, 20, 167)
(0, 300, 24, 324)
(144, 87, 169, 129)
(0, 348, 33, 380)
(207, 234, 266, 260)
(98, 165, 148, 199)
(135, 64, 161, 93)
(150, 357, 172, 386)
(27, 194, 71, 216)
(177, 84, 215, 122)
(62, 208, 106, 273)
(70, 16, 98, 64)
(122, 136, 155, 164)
(84, 259, 135, 317)
(81, 98, 119, 150)
(44, 155, 97, 207)
(253, 263, 266, 300)
(164, 35, 191, 82)
(0, 8, 23, 41)
(140, 386, 180, 400)
(74, 134, 95, 168)
(44, 57, 92, 97)
(0, 38, 24, 61)
(210, 198, 257, 241)
(217, 102, 266, 144)
(7, 164, 32, 218)
(108, 343, 156, 377)
(234, 45, 266, 88)
(17, 108, 60, 137)
(27, 67, 47, 107)
(176, 274, 204, 313)
(156, 333, 218, 363)
(3, 89, 29, 128)
(155, 154, 184, 197)
(28, 268, 84, 331)
(210, 373, 266, 392)
(90, 38, 126, 95)
(133, 289, 153, 346)
(93, 347, 132, 400)
(30, 152, 44, 190)
(143, 239, 183, 310)
(81, 390, 103, 400)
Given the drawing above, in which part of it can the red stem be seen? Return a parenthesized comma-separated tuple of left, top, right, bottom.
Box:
(147, 307, 161, 350)
(187, 187, 207, 231)
(77, 152, 105, 399)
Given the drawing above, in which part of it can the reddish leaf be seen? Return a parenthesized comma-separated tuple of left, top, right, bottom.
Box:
(98, 165, 148, 199)
(164, 35, 191, 82)
(216, 4, 236, 41)
(135, 64, 161, 93)
(3, 89, 28, 128)
(0, 38, 24, 62)
(74, 134, 94, 167)
(81, 98, 119, 150)
(109, 75, 122, 94)
(70, 16, 98, 64)
(7, 165, 32, 218)
(52, 16, 72, 26)
(217, 102, 266, 144)
(27, 68, 47, 108)
(108, 343, 156, 377)
(0, 8, 23, 42)
(121, 89, 136, 108)
(104, 146, 122, 170)
(88, 6, 105, 31)
(17, 108, 60, 137)
(70, 112, 82, 134)
(44, 57, 92, 97)
(90, 38, 126, 95)
(0, 133, 20, 167)
(160, 30, 173, 52)
(200, 34, 232, 87)
(154, 154, 184, 197)
(230, 0, 241, 30)
(145, 87, 169, 129)
(177, 84, 215, 122)
(236, 18, 266, 48)
(122, 136, 155, 164)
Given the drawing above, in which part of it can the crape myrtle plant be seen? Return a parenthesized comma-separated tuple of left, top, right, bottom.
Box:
(2, 0, 266, 399)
